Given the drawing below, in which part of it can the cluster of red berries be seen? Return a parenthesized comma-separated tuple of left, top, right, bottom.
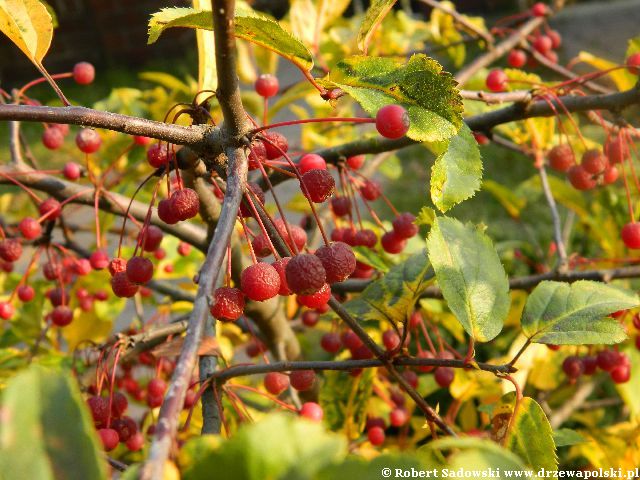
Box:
(547, 143, 620, 190)
(562, 349, 631, 384)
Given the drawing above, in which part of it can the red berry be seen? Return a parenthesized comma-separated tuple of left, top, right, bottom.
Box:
(158, 198, 179, 225)
(368, 426, 385, 446)
(38, 197, 62, 221)
(392, 212, 418, 239)
(263, 132, 289, 159)
(604, 136, 629, 164)
(73, 62, 95, 85)
(301, 169, 335, 203)
(581, 149, 608, 175)
(248, 140, 267, 170)
(0, 302, 15, 320)
(43, 262, 62, 280)
(582, 355, 598, 375)
(170, 188, 200, 221)
(272, 257, 293, 296)
(346, 155, 365, 169)
(142, 225, 164, 252)
(52, 123, 69, 136)
(548, 144, 575, 172)
(567, 165, 596, 190)
(111, 392, 129, 418)
(531, 2, 548, 17)
(301, 310, 319, 327)
(0, 239, 22, 262)
(533, 35, 553, 54)
(486, 69, 508, 92)
(321, 332, 342, 353)
(285, 254, 326, 295)
(126, 432, 144, 451)
(381, 230, 407, 254)
(548, 30, 562, 49)
(63, 162, 81, 180)
(210, 287, 245, 322)
(360, 179, 381, 201)
(314, 242, 356, 283)
(111, 271, 139, 298)
(19, 217, 42, 239)
(603, 166, 619, 185)
(126, 256, 154, 284)
(382, 329, 401, 351)
(290, 370, 316, 391)
(42, 127, 64, 150)
(47, 288, 66, 306)
(75, 128, 102, 154)
(562, 355, 584, 379)
(108, 257, 127, 276)
(473, 132, 490, 145)
(331, 197, 351, 217)
(298, 283, 331, 309)
(299, 402, 323, 421)
(375, 104, 410, 139)
(264, 372, 290, 395)
(274, 219, 307, 252)
(298, 153, 327, 174)
(255, 74, 279, 98)
(434, 367, 455, 388)
(416, 350, 435, 372)
(94, 290, 108, 301)
(389, 408, 408, 427)
(342, 331, 363, 351)
(87, 396, 109, 427)
(621, 222, 640, 249)
(148, 378, 167, 397)
(112, 417, 136, 443)
(507, 49, 527, 68)
(17, 285, 35, 302)
(544, 50, 558, 64)
(610, 364, 631, 383)
(74, 258, 92, 276)
(239, 182, 265, 218)
(133, 135, 152, 146)
(354, 229, 377, 248)
(177, 242, 191, 256)
(626, 52, 640, 74)
(98, 428, 119, 452)
(51, 306, 73, 327)
(366, 417, 386, 430)
(597, 349, 620, 371)
(241, 262, 281, 301)
(147, 143, 172, 168)
(246, 340, 267, 357)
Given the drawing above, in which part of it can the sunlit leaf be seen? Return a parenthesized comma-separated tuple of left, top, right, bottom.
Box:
(357, 0, 397, 54)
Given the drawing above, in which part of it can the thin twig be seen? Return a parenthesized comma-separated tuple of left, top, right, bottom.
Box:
(538, 164, 569, 269)
(418, 0, 494, 47)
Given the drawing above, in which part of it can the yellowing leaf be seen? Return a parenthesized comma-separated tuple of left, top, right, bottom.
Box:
(193, 0, 217, 91)
(357, 0, 397, 54)
(578, 51, 635, 91)
(0, 0, 53, 65)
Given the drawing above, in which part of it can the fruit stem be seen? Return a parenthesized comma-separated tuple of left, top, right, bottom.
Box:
(251, 117, 375, 135)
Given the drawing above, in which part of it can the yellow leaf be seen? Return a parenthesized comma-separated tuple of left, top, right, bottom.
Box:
(62, 308, 112, 351)
(193, 0, 217, 91)
(578, 51, 635, 92)
(0, 0, 53, 65)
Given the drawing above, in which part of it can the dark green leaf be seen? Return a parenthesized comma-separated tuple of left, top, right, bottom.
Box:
(553, 428, 588, 447)
(0, 365, 107, 480)
(327, 54, 463, 142)
(521, 280, 637, 344)
(427, 217, 509, 342)
(430, 124, 483, 213)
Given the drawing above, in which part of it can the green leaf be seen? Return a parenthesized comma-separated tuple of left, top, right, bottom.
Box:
(0, 0, 53, 65)
(483, 179, 527, 220)
(353, 245, 392, 273)
(320, 369, 373, 437)
(148, 7, 314, 72)
(357, 0, 397, 54)
(317, 454, 425, 480)
(505, 397, 557, 471)
(520, 280, 637, 345)
(326, 250, 433, 325)
(182, 414, 346, 480)
(430, 124, 483, 213)
(427, 217, 510, 342)
(327, 54, 463, 142)
(0, 365, 107, 480)
(553, 428, 588, 447)
(415, 206, 436, 226)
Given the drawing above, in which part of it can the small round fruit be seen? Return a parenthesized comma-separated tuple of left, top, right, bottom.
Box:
(38, 197, 62, 220)
(321, 332, 342, 354)
(368, 426, 385, 446)
(17, 285, 35, 302)
(301, 310, 319, 327)
(63, 162, 81, 180)
(621, 222, 640, 249)
(382, 329, 401, 351)
(171, 188, 200, 221)
(75, 128, 102, 154)
(531, 2, 548, 17)
(111, 272, 139, 298)
(255, 74, 279, 98)
(389, 408, 408, 427)
(603, 166, 619, 185)
(346, 155, 365, 169)
(126, 256, 154, 284)
(285, 254, 326, 295)
(264, 372, 289, 395)
(42, 127, 64, 150)
(98, 428, 119, 451)
(297, 283, 331, 309)
(271, 257, 293, 296)
(148, 378, 167, 397)
(381, 230, 407, 254)
(126, 432, 144, 452)
(434, 367, 455, 388)
(596, 349, 620, 371)
(248, 140, 267, 170)
(375, 104, 410, 139)
(314, 242, 356, 283)
(262, 132, 289, 159)
(88, 250, 108, 271)
(87, 396, 109, 426)
(604, 136, 629, 164)
(73, 62, 95, 85)
(301, 169, 335, 203)
(567, 165, 596, 190)
(239, 183, 265, 218)
(51, 306, 73, 327)
(581, 149, 608, 175)
(133, 135, 152, 146)
(210, 287, 245, 322)
(241, 262, 281, 301)
(582, 355, 598, 375)
(548, 144, 575, 172)
(147, 143, 172, 168)
(562, 355, 584, 379)
(486, 69, 508, 92)
(533, 35, 553, 54)
(360, 179, 381, 201)
(299, 402, 323, 421)
(548, 30, 562, 49)
(0, 302, 15, 320)
(19, 217, 42, 239)
(0, 239, 23, 262)
(354, 229, 377, 248)
(610, 364, 630, 383)
(290, 370, 316, 391)
(142, 225, 164, 252)
(158, 198, 179, 225)
(298, 153, 327, 174)
(330, 196, 351, 217)
(507, 49, 527, 68)
(626, 52, 640, 74)
(392, 212, 418, 239)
